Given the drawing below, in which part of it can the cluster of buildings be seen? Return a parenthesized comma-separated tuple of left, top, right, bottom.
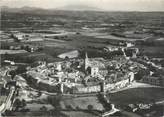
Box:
(8, 44, 41, 53)
(132, 57, 164, 87)
(11, 32, 43, 42)
(25, 52, 143, 94)
(104, 42, 139, 59)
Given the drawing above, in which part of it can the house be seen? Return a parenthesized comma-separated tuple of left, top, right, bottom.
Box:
(58, 50, 79, 59)
(126, 42, 134, 48)
(12, 33, 29, 42)
(99, 69, 108, 77)
(104, 46, 119, 52)
(91, 67, 99, 77)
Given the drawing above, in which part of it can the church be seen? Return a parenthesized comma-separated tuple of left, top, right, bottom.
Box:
(84, 52, 108, 77)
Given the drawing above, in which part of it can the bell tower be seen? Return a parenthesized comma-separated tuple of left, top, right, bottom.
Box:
(84, 52, 89, 70)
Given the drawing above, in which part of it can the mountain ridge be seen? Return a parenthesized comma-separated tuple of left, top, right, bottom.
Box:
(1, 6, 164, 13)
(56, 4, 102, 11)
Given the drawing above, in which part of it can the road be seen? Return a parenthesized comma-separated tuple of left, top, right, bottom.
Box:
(0, 87, 15, 114)
(101, 104, 120, 117)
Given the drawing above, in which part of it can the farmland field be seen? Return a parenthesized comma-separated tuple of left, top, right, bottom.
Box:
(60, 96, 104, 111)
(0, 49, 27, 55)
(108, 87, 164, 106)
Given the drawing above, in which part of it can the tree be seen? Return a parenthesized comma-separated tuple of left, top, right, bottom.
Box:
(65, 56, 69, 60)
(16, 65, 27, 74)
(37, 90, 42, 97)
(9, 70, 16, 79)
(48, 96, 61, 110)
(14, 99, 22, 111)
(40, 106, 47, 112)
(4, 110, 12, 116)
(135, 69, 149, 80)
(66, 105, 73, 110)
(76, 106, 80, 110)
(1, 87, 7, 95)
(22, 99, 27, 108)
(87, 105, 93, 110)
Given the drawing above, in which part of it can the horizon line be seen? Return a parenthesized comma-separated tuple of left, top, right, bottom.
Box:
(1, 6, 164, 12)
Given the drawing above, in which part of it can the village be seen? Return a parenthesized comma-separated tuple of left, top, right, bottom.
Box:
(1, 3, 164, 116)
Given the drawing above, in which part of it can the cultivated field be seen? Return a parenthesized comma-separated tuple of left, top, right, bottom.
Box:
(0, 49, 27, 55)
(60, 96, 104, 111)
(108, 87, 164, 106)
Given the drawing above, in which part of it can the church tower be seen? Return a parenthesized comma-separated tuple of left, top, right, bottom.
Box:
(84, 52, 89, 70)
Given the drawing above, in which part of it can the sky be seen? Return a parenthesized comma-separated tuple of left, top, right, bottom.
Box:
(1, 0, 164, 11)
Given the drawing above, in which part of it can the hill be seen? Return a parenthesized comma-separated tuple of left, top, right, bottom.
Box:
(56, 4, 101, 11)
